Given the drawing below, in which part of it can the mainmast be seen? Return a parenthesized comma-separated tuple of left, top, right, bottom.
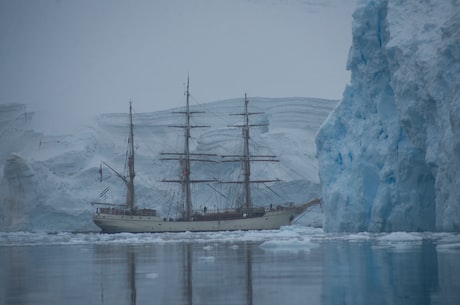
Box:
(161, 76, 217, 220)
(242, 94, 252, 208)
(222, 94, 279, 209)
(183, 77, 193, 218)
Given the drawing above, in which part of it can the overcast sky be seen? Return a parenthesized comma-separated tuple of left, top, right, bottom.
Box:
(0, 0, 355, 132)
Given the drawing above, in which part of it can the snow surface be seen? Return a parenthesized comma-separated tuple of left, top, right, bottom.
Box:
(316, 0, 460, 232)
(0, 97, 335, 232)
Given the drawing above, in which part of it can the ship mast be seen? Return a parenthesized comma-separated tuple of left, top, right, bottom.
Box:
(242, 94, 252, 208)
(161, 76, 217, 220)
(95, 101, 136, 209)
(126, 101, 135, 210)
(222, 94, 279, 209)
(183, 77, 193, 218)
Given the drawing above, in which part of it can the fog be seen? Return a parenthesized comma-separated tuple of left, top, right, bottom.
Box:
(0, 0, 355, 133)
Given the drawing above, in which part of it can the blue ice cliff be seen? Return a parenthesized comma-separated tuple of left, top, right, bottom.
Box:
(316, 0, 460, 232)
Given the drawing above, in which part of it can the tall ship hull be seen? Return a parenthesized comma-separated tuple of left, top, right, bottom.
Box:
(93, 204, 314, 233)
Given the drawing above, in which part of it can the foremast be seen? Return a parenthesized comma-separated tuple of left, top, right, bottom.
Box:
(161, 77, 217, 220)
(126, 101, 135, 210)
(222, 94, 279, 209)
(94, 101, 136, 210)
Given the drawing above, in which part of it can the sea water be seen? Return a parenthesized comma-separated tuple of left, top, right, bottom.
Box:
(1, 226, 459, 305)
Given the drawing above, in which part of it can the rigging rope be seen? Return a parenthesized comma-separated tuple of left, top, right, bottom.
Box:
(263, 182, 284, 201)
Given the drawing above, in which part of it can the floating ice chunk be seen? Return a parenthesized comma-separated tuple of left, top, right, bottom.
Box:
(435, 234, 460, 253)
(378, 232, 424, 242)
(145, 273, 159, 280)
(345, 232, 373, 242)
(376, 232, 424, 250)
(259, 237, 318, 253)
(198, 256, 216, 263)
(436, 243, 460, 254)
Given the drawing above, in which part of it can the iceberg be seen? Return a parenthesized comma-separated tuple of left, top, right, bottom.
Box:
(316, 0, 460, 232)
(0, 97, 335, 232)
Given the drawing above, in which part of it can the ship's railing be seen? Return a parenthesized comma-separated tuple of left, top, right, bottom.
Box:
(95, 207, 157, 217)
(188, 204, 298, 216)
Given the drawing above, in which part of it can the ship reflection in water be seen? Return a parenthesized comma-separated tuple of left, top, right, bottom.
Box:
(112, 243, 263, 305)
(2, 233, 460, 305)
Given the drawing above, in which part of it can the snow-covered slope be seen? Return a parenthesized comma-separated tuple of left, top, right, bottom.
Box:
(0, 97, 336, 232)
(316, 0, 460, 232)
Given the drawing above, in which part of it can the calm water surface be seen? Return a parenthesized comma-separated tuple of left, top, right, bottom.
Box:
(1, 228, 459, 305)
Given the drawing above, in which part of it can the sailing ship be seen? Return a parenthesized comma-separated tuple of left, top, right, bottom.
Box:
(92, 80, 319, 233)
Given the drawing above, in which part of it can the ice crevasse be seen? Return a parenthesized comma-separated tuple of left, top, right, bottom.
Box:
(316, 0, 460, 232)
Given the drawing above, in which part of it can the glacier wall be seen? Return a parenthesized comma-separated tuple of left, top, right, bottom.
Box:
(316, 0, 460, 232)
(0, 98, 335, 232)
